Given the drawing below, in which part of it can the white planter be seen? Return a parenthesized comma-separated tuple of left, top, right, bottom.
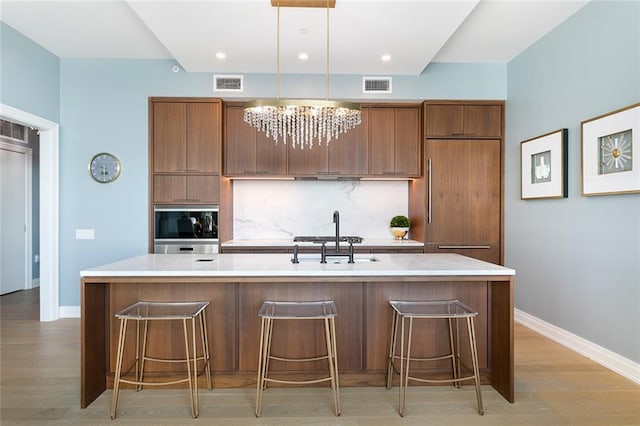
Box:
(390, 227, 409, 240)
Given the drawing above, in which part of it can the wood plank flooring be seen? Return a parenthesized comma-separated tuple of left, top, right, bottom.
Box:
(1, 288, 639, 425)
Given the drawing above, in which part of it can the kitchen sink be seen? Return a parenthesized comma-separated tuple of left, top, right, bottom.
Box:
(295, 255, 380, 264)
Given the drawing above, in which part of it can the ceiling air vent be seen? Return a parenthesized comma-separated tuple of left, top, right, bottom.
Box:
(213, 75, 243, 92)
(0, 119, 27, 143)
(362, 77, 392, 94)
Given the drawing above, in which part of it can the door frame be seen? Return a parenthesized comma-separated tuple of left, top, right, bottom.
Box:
(0, 142, 32, 294)
(0, 103, 59, 321)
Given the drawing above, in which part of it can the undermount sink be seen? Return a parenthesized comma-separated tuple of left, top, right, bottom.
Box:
(295, 255, 380, 264)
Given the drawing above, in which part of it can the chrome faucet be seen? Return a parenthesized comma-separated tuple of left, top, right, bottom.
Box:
(333, 210, 340, 249)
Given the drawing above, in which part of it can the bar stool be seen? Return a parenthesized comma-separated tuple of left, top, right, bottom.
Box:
(255, 300, 340, 417)
(111, 301, 212, 419)
(386, 300, 483, 417)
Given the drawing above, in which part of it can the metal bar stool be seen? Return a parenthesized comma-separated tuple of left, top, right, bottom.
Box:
(111, 301, 212, 419)
(386, 300, 483, 417)
(255, 300, 340, 417)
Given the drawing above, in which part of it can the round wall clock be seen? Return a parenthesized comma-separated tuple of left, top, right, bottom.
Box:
(89, 152, 121, 183)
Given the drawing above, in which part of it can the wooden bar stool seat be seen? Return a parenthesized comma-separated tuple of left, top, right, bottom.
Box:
(255, 300, 340, 417)
(386, 299, 483, 417)
(110, 301, 212, 419)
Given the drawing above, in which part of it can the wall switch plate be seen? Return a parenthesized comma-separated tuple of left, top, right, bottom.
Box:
(75, 229, 95, 240)
(34, 254, 39, 263)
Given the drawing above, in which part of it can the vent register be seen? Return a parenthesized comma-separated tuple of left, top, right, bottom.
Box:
(213, 75, 393, 94)
(0, 119, 27, 143)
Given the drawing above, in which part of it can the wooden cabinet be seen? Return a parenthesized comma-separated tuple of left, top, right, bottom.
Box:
(370, 106, 421, 177)
(150, 98, 222, 207)
(410, 101, 504, 264)
(224, 104, 287, 176)
(223, 104, 420, 178)
(153, 102, 220, 173)
(424, 103, 502, 138)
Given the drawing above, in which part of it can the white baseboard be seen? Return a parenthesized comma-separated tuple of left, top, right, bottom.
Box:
(59, 305, 80, 318)
(515, 308, 640, 385)
(31, 278, 40, 289)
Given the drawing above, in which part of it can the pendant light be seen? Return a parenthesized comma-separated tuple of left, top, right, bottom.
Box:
(243, 0, 362, 149)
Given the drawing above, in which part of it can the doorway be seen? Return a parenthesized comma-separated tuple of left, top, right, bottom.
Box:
(0, 144, 31, 295)
(0, 103, 59, 321)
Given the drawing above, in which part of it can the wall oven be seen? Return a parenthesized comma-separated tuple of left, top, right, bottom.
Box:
(154, 206, 219, 254)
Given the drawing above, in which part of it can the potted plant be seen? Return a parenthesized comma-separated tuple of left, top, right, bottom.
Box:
(390, 215, 410, 240)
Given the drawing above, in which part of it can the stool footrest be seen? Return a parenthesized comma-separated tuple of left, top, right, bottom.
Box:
(264, 377, 332, 385)
(269, 354, 329, 363)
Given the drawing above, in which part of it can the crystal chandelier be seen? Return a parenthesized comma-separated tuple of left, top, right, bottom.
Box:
(244, 0, 361, 149)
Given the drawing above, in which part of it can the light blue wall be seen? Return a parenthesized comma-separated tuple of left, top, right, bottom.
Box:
(0, 23, 59, 122)
(505, 1, 640, 362)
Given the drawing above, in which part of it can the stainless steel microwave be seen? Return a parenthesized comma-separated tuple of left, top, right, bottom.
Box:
(153, 206, 218, 254)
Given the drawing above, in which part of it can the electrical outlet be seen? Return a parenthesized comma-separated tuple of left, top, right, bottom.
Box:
(34, 254, 39, 263)
(75, 229, 95, 240)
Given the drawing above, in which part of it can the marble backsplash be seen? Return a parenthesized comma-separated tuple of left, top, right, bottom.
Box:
(233, 180, 409, 239)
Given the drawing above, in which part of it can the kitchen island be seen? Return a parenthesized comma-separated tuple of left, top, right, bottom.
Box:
(80, 253, 515, 408)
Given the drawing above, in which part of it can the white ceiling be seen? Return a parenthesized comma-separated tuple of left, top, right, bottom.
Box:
(1, 0, 589, 75)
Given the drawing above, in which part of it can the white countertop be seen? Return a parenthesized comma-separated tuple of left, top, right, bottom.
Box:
(221, 238, 424, 248)
(80, 253, 515, 278)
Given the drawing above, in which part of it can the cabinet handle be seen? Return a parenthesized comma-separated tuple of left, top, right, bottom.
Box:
(438, 245, 491, 249)
(185, 169, 200, 172)
(427, 158, 432, 224)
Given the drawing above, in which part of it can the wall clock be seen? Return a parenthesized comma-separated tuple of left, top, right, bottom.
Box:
(89, 152, 121, 183)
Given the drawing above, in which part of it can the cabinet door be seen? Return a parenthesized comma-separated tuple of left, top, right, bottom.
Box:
(425, 104, 502, 138)
(328, 107, 369, 175)
(369, 108, 395, 175)
(462, 105, 502, 138)
(426, 139, 501, 245)
(224, 105, 257, 175)
(186, 102, 220, 173)
(153, 103, 186, 173)
(394, 107, 420, 176)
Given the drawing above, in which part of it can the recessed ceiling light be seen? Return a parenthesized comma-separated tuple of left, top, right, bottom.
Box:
(298, 53, 309, 61)
(381, 54, 391, 62)
(216, 52, 226, 60)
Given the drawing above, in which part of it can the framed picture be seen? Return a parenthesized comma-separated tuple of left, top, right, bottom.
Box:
(521, 128, 568, 199)
(581, 103, 640, 196)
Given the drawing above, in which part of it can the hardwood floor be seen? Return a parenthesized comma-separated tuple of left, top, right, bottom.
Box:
(1, 288, 639, 425)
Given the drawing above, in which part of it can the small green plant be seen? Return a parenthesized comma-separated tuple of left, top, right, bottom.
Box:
(390, 215, 410, 228)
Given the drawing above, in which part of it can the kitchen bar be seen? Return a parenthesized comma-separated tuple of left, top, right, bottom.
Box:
(80, 252, 515, 409)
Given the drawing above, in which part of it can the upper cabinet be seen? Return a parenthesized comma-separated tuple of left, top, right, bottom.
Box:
(153, 101, 220, 173)
(424, 102, 502, 138)
(370, 106, 421, 177)
(150, 98, 222, 205)
(223, 103, 418, 178)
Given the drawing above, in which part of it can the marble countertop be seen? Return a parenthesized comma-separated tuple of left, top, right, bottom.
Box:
(80, 253, 515, 278)
(221, 238, 424, 248)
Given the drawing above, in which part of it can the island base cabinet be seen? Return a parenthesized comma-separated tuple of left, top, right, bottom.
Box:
(82, 274, 513, 407)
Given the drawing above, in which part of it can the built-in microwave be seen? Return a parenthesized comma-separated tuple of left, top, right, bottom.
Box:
(153, 206, 219, 254)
